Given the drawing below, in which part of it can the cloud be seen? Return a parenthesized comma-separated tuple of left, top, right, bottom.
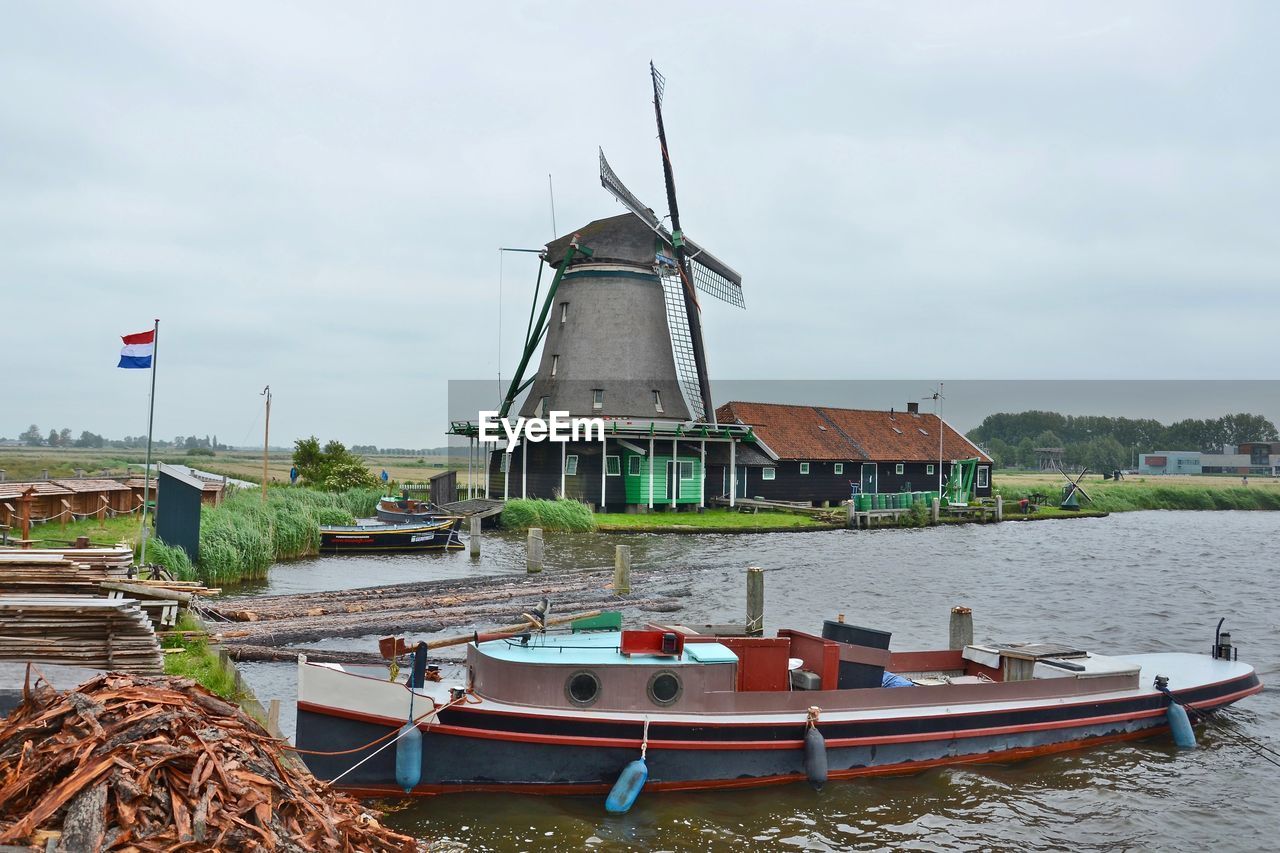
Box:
(2, 1, 1277, 445)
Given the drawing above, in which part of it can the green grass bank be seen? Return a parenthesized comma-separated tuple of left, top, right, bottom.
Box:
(595, 508, 837, 533)
(994, 481, 1280, 513)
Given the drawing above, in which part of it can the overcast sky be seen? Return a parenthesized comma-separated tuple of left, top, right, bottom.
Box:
(4, 2, 1278, 447)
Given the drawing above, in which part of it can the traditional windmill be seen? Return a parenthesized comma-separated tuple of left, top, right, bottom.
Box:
(475, 63, 749, 509)
(1055, 465, 1094, 510)
(499, 62, 744, 426)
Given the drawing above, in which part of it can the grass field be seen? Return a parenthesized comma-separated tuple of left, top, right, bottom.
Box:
(0, 446, 460, 487)
(595, 508, 837, 532)
(994, 470, 1280, 512)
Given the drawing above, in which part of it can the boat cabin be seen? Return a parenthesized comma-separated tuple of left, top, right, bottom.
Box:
(466, 623, 1144, 714)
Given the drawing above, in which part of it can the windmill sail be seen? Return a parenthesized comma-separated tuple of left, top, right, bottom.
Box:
(600, 149, 745, 309)
(658, 265, 707, 421)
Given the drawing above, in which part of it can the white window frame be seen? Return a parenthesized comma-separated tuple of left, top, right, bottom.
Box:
(895, 463, 904, 475)
(679, 460, 694, 480)
(799, 462, 810, 475)
(551, 355, 559, 377)
(653, 389, 663, 413)
(565, 455, 579, 475)
(927, 464, 934, 475)
(559, 303, 568, 324)
(977, 466, 990, 489)
(628, 456, 641, 476)
(834, 463, 843, 475)
(592, 389, 604, 410)
(762, 467, 776, 481)
(606, 455, 621, 476)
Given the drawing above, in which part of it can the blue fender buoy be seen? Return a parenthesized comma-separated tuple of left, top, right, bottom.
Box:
(804, 726, 828, 790)
(1167, 701, 1196, 748)
(605, 757, 648, 814)
(395, 722, 423, 792)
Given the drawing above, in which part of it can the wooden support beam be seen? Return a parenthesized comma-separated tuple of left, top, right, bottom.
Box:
(526, 527, 543, 574)
(613, 545, 631, 595)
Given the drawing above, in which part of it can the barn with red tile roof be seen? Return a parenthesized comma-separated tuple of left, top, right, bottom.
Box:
(712, 401, 992, 505)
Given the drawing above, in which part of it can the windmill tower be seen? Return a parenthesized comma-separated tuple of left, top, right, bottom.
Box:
(486, 63, 748, 509)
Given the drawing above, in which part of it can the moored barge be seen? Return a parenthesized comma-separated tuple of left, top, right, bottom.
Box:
(295, 617, 1260, 797)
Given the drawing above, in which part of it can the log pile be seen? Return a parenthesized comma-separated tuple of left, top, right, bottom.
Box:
(0, 672, 421, 851)
(0, 596, 164, 674)
(210, 566, 692, 648)
(0, 544, 135, 578)
(0, 552, 110, 595)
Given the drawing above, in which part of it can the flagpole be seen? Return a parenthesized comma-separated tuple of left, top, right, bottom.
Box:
(139, 318, 159, 565)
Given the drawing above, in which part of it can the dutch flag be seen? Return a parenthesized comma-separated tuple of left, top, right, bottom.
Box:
(118, 329, 155, 369)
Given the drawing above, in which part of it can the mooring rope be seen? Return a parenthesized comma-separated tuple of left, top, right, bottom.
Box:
(1168, 691, 1280, 770)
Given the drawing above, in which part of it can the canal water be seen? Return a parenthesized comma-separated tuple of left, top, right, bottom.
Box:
(234, 512, 1280, 851)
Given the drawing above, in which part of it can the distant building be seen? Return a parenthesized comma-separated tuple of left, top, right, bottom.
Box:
(1138, 452, 1201, 475)
(712, 401, 993, 506)
(1201, 442, 1280, 476)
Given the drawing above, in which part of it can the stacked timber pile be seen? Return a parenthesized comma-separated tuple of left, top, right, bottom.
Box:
(0, 596, 164, 674)
(210, 565, 692, 650)
(0, 544, 135, 578)
(0, 673, 420, 851)
(0, 552, 109, 595)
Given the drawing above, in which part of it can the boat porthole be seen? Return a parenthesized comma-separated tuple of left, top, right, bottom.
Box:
(565, 670, 601, 707)
(647, 671, 681, 706)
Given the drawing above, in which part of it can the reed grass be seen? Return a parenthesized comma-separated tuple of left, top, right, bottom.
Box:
(500, 499, 598, 532)
(193, 486, 382, 585)
(142, 537, 196, 581)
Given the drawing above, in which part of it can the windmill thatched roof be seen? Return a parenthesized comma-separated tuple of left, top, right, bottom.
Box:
(544, 213, 661, 269)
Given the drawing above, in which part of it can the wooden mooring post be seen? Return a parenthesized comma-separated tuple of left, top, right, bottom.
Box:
(526, 527, 544, 574)
(469, 515, 481, 559)
(931, 498, 940, 525)
(746, 566, 764, 636)
(949, 606, 973, 649)
(995, 496, 1004, 522)
(613, 545, 631, 595)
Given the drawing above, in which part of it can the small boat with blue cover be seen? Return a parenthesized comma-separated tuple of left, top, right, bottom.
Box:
(295, 615, 1261, 798)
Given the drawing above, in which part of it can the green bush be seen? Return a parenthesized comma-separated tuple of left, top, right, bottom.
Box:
(500, 499, 597, 532)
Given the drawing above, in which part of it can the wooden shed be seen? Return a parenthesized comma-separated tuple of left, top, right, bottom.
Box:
(51, 479, 135, 516)
(0, 482, 75, 525)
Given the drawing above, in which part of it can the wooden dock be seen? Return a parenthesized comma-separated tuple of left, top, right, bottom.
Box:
(710, 497, 841, 520)
(439, 497, 505, 522)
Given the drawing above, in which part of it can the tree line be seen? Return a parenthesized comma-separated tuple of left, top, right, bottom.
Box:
(10, 425, 225, 452)
(968, 411, 1279, 471)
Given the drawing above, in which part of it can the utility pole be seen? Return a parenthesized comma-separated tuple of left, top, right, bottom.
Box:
(261, 386, 271, 503)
